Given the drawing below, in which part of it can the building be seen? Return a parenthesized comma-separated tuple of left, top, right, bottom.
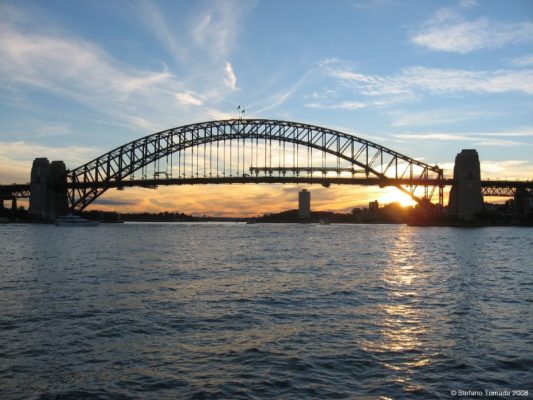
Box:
(298, 189, 311, 219)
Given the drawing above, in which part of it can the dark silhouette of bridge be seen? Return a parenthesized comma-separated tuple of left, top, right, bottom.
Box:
(1, 119, 531, 219)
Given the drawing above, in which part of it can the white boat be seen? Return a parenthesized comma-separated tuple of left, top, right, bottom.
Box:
(55, 214, 99, 227)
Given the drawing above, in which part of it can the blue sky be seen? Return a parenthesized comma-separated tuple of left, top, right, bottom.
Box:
(1, 0, 532, 214)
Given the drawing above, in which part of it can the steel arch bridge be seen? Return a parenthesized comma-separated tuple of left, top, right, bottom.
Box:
(66, 119, 445, 211)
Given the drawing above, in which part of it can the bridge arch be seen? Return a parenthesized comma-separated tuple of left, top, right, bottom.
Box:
(67, 119, 444, 211)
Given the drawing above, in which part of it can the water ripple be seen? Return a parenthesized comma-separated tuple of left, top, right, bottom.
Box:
(0, 223, 531, 399)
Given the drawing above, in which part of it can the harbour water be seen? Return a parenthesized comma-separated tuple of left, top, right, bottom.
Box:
(0, 223, 531, 399)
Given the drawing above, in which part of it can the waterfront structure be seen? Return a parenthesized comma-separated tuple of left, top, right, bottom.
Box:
(1, 120, 531, 216)
(29, 157, 50, 217)
(448, 150, 484, 220)
(29, 158, 68, 220)
(298, 189, 311, 219)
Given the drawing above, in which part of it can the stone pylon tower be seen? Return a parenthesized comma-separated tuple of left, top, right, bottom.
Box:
(448, 149, 484, 220)
(29, 158, 68, 220)
(48, 160, 68, 220)
(29, 158, 50, 218)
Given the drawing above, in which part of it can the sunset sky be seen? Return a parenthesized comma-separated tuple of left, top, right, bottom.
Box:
(1, 0, 532, 216)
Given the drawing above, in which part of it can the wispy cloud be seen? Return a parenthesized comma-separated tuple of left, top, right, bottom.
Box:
(0, 141, 101, 182)
(0, 3, 253, 134)
(483, 130, 533, 137)
(480, 160, 533, 180)
(189, 1, 242, 62)
(389, 109, 489, 127)
(0, 22, 171, 97)
(133, 0, 187, 64)
(204, 108, 237, 121)
(306, 101, 366, 111)
(438, 159, 533, 181)
(130, 0, 257, 118)
(175, 91, 204, 106)
(325, 63, 533, 100)
(410, 9, 533, 53)
(224, 61, 238, 91)
(458, 0, 477, 9)
(394, 133, 472, 141)
(253, 69, 315, 114)
(134, 0, 243, 65)
(509, 55, 533, 68)
(0, 8, 187, 131)
(394, 128, 533, 146)
(133, 0, 244, 96)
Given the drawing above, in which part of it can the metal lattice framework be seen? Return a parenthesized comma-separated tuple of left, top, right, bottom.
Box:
(481, 181, 533, 197)
(67, 119, 445, 211)
(0, 184, 30, 200)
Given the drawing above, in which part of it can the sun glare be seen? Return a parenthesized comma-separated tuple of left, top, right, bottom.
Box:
(377, 188, 417, 208)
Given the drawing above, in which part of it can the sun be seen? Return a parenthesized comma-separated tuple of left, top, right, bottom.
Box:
(376, 188, 418, 208)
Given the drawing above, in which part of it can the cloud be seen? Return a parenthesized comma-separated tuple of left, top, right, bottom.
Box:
(394, 133, 472, 141)
(509, 55, 533, 68)
(393, 129, 533, 146)
(480, 160, 533, 180)
(92, 198, 137, 206)
(175, 91, 204, 106)
(0, 10, 191, 131)
(325, 63, 533, 98)
(253, 69, 315, 114)
(136, 0, 242, 63)
(0, 141, 101, 182)
(224, 61, 238, 91)
(93, 184, 385, 216)
(133, 0, 187, 64)
(474, 139, 525, 146)
(439, 159, 533, 181)
(188, 1, 242, 61)
(458, 0, 477, 9)
(0, 14, 174, 99)
(389, 109, 489, 127)
(483, 129, 533, 137)
(411, 11, 533, 53)
(204, 108, 236, 120)
(305, 101, 366, 111)
(0, 2, 255, 137)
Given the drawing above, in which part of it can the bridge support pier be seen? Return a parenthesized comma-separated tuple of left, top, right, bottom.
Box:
(29, 158, 68, 221)
(514, 188, 532, 217)
(448, 149, 484, 220)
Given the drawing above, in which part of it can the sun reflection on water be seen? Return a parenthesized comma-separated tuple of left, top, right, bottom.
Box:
(362, 228, 436, 393)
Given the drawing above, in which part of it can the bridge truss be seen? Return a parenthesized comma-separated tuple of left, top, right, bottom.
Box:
(481, 181, 533, 197)
(67, 119, 445, 211)
(2, 121, 531, 211)
(0, 184, 30, 200)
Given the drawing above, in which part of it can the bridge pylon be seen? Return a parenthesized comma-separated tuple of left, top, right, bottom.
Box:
(448, 149, 484, 220)
(29, 158, 68, 221)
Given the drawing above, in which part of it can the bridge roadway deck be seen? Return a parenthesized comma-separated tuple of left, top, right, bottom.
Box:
(1, 178, 532, 198)
(73, 176, 453, 189)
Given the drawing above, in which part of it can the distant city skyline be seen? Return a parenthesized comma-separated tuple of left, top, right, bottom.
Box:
(1, 0, 532, 216)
